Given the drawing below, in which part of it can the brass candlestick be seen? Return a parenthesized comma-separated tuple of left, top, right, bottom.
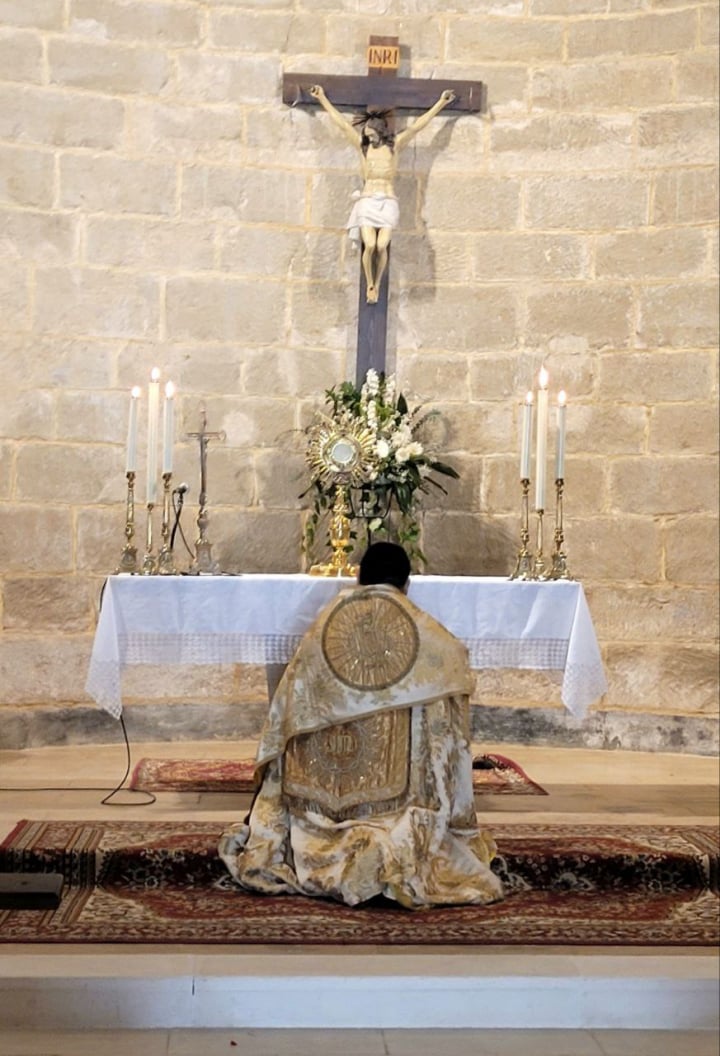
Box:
(532, 508, 551, 581)
(141, 502, 157, 575)
(510, 478, 534, 580)
(116, 471, 138, 573)
(550, 477, 573, 580)
(157, 472, 177, 575)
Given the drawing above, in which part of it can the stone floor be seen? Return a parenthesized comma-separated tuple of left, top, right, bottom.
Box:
(0, 738, 717, 1055)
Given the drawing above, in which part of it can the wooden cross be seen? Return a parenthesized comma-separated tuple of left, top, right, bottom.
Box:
(283, 36, 486, 386)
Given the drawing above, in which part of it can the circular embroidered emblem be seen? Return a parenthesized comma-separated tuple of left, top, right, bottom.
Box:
(321, 592, 419, 690)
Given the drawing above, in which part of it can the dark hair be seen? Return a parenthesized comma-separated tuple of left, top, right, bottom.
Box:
(353, 109, 395, 155)
(358, 542, 410, 590)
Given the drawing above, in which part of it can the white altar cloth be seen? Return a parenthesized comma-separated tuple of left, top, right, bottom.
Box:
(86, 574, 607, 721)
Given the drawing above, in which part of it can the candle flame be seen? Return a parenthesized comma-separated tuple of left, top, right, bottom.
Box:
(525, 391, 533, 404)
(558, 390, 567, 406)
(165, 381, 175, 399)
(539, 366, 549, 389)
(131, 386, 141, 399)
(151, 367, 161, 382)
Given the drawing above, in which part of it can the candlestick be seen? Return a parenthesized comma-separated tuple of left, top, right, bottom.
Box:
(555, 390, 567, 481)
(534, 366, 549, 512)
(520, 391, 533, 481)
(116, 471, 138, 573)
(146, 367, 160, 505)
(141, 503, 156, 574)
(509, 478, 534, 580)
(550, 477, 574, 580)
(157, 472, 177, 575)
(162, 381, 175, 476)
(125, 386, 141, 474)
(532, 508, 550, 581)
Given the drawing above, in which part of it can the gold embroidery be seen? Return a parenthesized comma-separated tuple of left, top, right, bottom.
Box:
(321, 591, 419, 690)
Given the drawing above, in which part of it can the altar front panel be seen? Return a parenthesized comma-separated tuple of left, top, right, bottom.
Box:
(85, 575, 607, 721)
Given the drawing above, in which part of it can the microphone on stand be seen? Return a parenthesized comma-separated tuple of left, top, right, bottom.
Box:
(171, 483, 189, 551)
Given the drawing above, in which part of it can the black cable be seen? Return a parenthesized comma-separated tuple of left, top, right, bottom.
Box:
(0, 714, 155, 806)
(171, 485, 195, 561)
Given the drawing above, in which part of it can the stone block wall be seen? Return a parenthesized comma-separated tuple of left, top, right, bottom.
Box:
(0, 0, 717, 751)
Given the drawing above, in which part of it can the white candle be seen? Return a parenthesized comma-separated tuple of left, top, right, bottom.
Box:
(125, 386, 141, 474)
(162, 381, 175, 475)
(555, 390, 567, 480)
(520, 391, 533, 480)
(534, 366, 549, 511)
(146, 367, 160, 504)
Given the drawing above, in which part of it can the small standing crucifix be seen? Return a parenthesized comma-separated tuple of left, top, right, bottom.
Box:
(186, 407, 226, 575)
(283, 36, 486, 385)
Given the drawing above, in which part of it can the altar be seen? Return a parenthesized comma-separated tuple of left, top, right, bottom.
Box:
(85, 574, 607, 721)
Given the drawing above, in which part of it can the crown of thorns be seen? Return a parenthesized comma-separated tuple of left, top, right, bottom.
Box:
(353, 108, 395, 127)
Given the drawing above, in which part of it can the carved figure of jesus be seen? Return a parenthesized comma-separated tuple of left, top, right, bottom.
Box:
(309, 85, 456, 304)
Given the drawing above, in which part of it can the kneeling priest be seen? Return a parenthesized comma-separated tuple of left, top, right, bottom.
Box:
(219, 542, 503, 909)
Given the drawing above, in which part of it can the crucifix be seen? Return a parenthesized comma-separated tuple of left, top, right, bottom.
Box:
(283, 36, 486, 386)
(186, 407, 226, 575)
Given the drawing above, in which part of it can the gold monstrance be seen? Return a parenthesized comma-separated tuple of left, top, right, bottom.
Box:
(305, 412, 376, 577)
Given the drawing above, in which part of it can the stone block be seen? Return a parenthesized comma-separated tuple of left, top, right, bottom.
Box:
(700, 5, 720, 46)
(35, 268, 159, 339)
(609, 457, 719, 516)
(0, 388, 54, 441)
(422, 510, 517, 576)
(416, 452, 478, 514)
(179, 395, 295, 450)
(0, 636, 93, 706)
(472, 233, 587, 282)
(527, 286, 633, 350)
(175, 52, 280, 106)
(205, 508, 304, 574)
(325, 14, 444, 60)
(399, 286, 518, 353)
(0, 145, 54, 209)
(0, 0, 63, 28)
(649, 404, 719, 456)
(2, 576, 94, 632)
(399, 354, 470, 402)
(531, 58, 674, 110)
(637, 106, 719, 165)
(69, 0, 202, 46)
(570, 515, 661, 582)
(0, 259, 30, 330)
(417, 114, 486, 174)
(448, 17, 562, 62)
(676, 50, 720, 102)
(567, 10, 696, 58)
(55, 390, 128, 445)
(605, 644, 717, 714)
(220, 228, 342, 283)
(637, 284, 719, 349)
(76, 507, 124, 574)
(288, 282, 354, 351)
(597, 351, 713, 403)
(121, 664, 237, 704)
(182, 165, 307, 226)
(255, 449, 308, 510)
(0, 85, 124, 150)
(0, 441, 11, 499)
(16, 443, 121, 503)
(209, 10, 323, 52)
(166, 277, 287, 345)
(422, 175, 521, 231)
(245, 108, 359, 170)
(432, 401, 515, 456)
(0, 335, 116, 390)
(526, 175, 648, 230)
(0, 208, 75, 265)
(86, 217, 215, 272)
(49, 39, 170, 95)
(0, 506, 74, 572)
(490, 114, 634, 172)
(243, 347, 344, 399)
(585, 584, 719, 643)
(0, 27, 42, 82)
(60, 154, 177, 216)
(663, 514, 719, 586)
(188, 446, 254, 508)
(596, 229, 707, 280)
(653, 169, 719, 226)
(130, 100, 244, 163)
(569, 403, 647, 455)
(482, 455, 608, 517)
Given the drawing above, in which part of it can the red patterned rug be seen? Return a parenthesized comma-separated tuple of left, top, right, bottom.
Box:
(129, 753, 548, 796)
(1, 820, 717, 947)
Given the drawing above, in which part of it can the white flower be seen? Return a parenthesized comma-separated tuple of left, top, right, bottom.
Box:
(395, 446, 410, 463)
(376, 439, 390, 459)
(365, 369, 379, 395)
(368, 517, 383, 532)
(384, 374, 396, 403)
(405, 441, 424, 459)
(390, 426, 412, 450)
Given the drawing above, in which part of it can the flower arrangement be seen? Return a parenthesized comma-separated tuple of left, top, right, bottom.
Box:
(303, 370, 459, 568)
